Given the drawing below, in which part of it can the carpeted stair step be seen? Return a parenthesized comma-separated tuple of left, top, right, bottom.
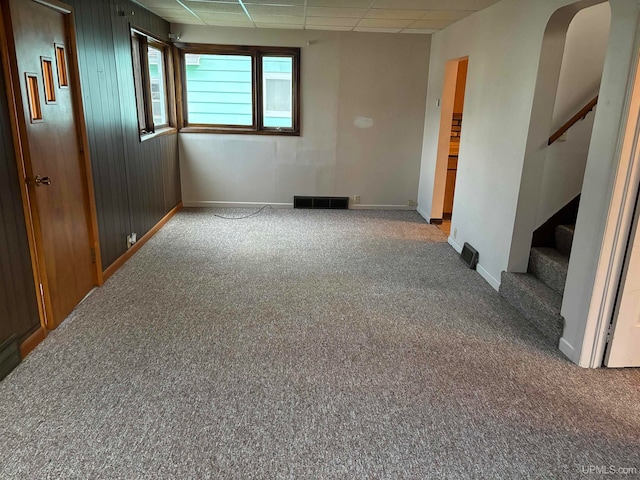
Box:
(500, 272, 564, 345)
(528, 247, 569, 295)
(555, 224, 575, 257)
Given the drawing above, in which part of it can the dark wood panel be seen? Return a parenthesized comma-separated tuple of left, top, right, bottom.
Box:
(0, 55, 40, 345)
(66, 0, 179, 268)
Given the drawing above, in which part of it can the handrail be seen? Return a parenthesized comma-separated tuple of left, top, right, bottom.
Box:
(548, 95, 599, 145)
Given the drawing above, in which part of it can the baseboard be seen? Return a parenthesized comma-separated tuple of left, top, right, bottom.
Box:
(183, 201, 293, 209)
(559, 337, 577, 363)
(448, 236, 463, 253)
(416, 205, 429, 221)
(19, 326, 46, 358)
(477, 264, 500, 291)
(447, 237, 500, 291)
(103, 203, 182, 282)
(351, 204, 416, 211)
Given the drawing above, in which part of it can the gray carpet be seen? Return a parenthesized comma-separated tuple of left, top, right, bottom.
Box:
(1, 208, 638, 479)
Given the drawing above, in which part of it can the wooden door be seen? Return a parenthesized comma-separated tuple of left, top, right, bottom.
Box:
(6, 0, 98, 328)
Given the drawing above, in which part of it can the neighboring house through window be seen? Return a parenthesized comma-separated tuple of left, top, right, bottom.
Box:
(178, 44, 300, 135)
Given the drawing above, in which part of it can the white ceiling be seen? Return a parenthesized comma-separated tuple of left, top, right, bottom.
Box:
(133, 0, 501, 34)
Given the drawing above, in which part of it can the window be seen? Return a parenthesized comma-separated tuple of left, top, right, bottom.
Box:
(179, 45, 300, 135)
(131, 29, 174, 137)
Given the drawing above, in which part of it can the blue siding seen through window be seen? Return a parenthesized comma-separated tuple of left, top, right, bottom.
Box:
(263, 57, 293, 128)
(185, 54, 253, 126)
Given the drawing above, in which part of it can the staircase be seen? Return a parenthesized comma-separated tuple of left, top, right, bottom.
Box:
(500, 224, 575, 345)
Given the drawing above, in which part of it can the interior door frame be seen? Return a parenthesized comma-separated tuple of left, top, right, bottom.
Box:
(0, 0, 103, 335)
(579, 16, 640, 368)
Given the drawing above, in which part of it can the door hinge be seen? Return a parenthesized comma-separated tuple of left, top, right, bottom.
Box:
(606, 323, 613, 341)
(90, 247, 96, 263)
(78, 133, 84, 153)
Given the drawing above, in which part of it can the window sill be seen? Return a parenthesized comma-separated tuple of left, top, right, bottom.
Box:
(140, 126, 177, 142)
(179, 126, 300, 137)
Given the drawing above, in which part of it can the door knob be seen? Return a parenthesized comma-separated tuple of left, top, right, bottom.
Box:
(34, 175, 51, 186)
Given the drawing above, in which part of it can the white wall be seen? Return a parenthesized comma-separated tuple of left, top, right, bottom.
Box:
(417, 0, 640, 365)
(562, 0, 640, 365)
(176, 26, 430, 208)
(417, 0, 600, 289)
(536, 3, 610, 227)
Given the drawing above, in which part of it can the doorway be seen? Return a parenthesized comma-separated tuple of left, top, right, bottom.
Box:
(2, 0, 102, 331)
(432, 57, 468, 237)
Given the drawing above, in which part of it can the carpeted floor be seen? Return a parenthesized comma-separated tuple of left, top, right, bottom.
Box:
(1, 208, 638, 479)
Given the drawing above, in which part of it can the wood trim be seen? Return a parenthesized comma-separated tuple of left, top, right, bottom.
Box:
(32, 0, 71, 14)
(19, 326, 46, 358)
(63, 8, 104, 286)
(103, 202, 183, 282)
(179, 126, 300, 136)
(172, 44, 184, 129)
(140, 126, 177, 142)
(548, 95, 598, 145)
(0, 0, 50, 331)
(176, 43, 301, 135)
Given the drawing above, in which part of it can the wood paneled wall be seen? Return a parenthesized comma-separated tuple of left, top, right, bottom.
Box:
(70, 0, 180, 268)
(0, 0, 180, 345)
(0, 57, 40, 346)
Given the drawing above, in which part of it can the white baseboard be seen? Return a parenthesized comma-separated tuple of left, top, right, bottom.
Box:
(351, 204, 416, 211)
(448, 237, 500, 291)
(559, 337, 577, 363)
(477, 264, 500, 291)
(183, 201, 293, 208)
(448, 236, 463, 253)
(416, 206, 429, 221)
(183, 201, 416, 211)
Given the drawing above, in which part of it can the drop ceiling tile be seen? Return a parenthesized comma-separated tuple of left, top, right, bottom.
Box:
(255, 23, 304, 29)
(354, 26, 403, 33)
(307, 0, 372, 8)
(136, 0, 183, 9)
(365, 9, 426, 20)
(420, 10, 475, 20)
(197, 12, 251, 22)
(243, 0, 305, 5)
(357, 18, 413, 29)
(305, 25, 354, 31)
(401, 28, 436, 34)
(203, 19, 255, 27)
(244, 4, 305, 16)
(408, 19, 455, 29)
(372, 0, 498, 10)
(251, 14, 304, 24)
(305, 17, 359, 27)
(183, 1, 245, 14)
(306, 7, 367, 18)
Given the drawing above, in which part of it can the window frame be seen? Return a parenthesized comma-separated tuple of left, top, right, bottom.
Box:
(176, 43, 301, 136)
(130, 28, 176, 140)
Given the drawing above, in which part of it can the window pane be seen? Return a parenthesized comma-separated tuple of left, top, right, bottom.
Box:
(262, 57, 293, 128)
(147, 45, 167, 126)
(185, 54, 253, 126)
(131, 35, 146, 132)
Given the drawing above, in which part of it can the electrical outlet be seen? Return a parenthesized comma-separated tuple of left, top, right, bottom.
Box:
(354, 195, 361, 204)
(453, 228, 458, 239)
(126, 233, 137, 249)
(407, 200, 416, 207)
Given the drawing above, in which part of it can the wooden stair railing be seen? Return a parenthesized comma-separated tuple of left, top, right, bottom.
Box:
(548, 95, 598, 145)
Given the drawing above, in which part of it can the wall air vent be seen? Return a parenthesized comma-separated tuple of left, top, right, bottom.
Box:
(460, 242, 479, 269)
(294, 196, 349, 210)
(0, 335, 21, 381)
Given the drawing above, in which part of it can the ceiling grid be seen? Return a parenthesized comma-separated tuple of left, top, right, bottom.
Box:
(133, 0, 500, 34)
